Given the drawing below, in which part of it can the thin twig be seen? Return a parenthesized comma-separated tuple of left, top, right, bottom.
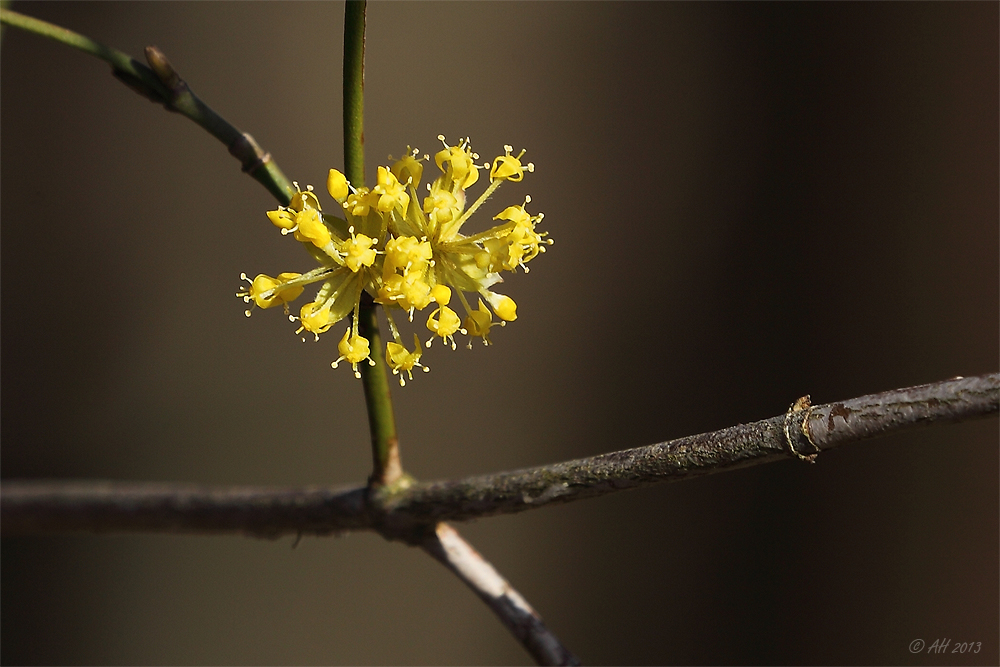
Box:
(343, 0, 366, 188)
(421, 523, 580, 666)
(0, 8, 166, 96)
(0, 8, 295, 205)
(3, 373, 995, 537)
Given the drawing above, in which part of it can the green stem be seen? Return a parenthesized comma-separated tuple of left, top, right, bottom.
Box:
(343, 0, 366, 187)
(1, 8, 163, 92)
(0, 8, 294, 206)
(343, 1, 402, 488)
(357, 294, 403, 488)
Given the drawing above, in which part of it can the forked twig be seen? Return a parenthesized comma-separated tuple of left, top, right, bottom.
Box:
(421, 523, 580, 666)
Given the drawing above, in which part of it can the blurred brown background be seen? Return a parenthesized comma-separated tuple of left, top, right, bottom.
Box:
(2, 2, 997, 665)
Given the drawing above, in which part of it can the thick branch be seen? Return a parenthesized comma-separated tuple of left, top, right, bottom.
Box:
(379, 373, 998, 530)
(3, 374, 996, 537)
(421, 523, 580, 666)
(0, 482, 368, 539)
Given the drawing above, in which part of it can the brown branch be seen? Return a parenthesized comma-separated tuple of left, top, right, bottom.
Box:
(421, 523, 580, 666)
(0, 482, 368, 539)
(3, 373, 996, 538)
(377, 373, 998, 532)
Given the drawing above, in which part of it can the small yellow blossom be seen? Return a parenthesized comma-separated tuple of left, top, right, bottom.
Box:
(463, 300, 498, 347)
(327, 169, 349, 201)
(486, 292, 517, 322)
(341, 233, 377, 272)
(294, 207, 332, 248)
(345, 188, 375, 218)
(332, 328, 374, 378)
(239, 135, 550, 381)
(434, 136, 480, 190)
(384, 236, 432, 273)
(296, 301, 334, 339)
(390, 148, 423, 186)
(237, 272, 304, 315)
(426, 304, 464, 350)
(489, 145, 533, 182)
(373, 166, 410, 213)
(385, 334, 428, 386)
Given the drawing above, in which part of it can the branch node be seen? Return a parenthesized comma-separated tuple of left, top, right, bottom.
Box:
(110, 67, 167, 104)
(785, 395, 820, 462)
(228, 132, 272, 175)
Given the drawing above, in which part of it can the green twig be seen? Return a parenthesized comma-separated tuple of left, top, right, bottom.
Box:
(357, 294, 404, 488)
(0, 8, 294, 205)
(343, 0, 366, 187)
(0, 8, 165, 95)
(342, 1, 401, 488)
(141, 46, 294, 205)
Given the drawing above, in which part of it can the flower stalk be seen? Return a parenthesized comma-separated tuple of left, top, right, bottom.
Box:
(342, 0, 402, 487)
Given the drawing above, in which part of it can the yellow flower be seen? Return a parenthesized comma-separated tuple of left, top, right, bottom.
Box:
(434, 136, 480, 190)
(237, 272, 304, 314)
(294, 207, 332, 248)
(462, 300, 497, 347)
(239, 136, 551, 382)
(489, 145, 533, 182)
(385, 334, 428, 386)
(341, 233, 377, 272)
(296, 301, 334, 338)
(327, 169, 349, 201)
(373, 166, 410, 214)
(332, 328, 374, 378)
(390, 147, 424, 187)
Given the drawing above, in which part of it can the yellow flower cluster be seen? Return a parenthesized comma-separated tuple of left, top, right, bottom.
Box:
(237, 136, 550, 385)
